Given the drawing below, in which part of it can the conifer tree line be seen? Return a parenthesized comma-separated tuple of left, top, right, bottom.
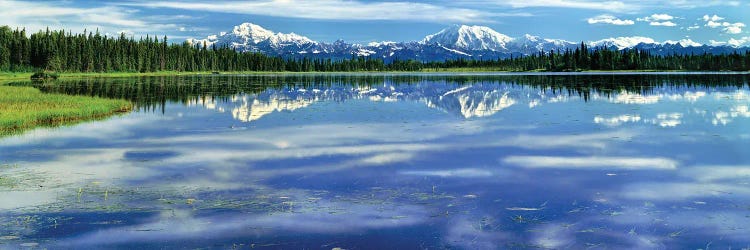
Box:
(1, 26, 750, 73)
(430, 43, 750, 72)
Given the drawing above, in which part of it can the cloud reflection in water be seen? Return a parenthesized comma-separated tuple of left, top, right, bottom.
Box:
(1, 75, 750, 248)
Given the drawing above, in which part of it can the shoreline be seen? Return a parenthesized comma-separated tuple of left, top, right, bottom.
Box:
(1, 70, 748, 136)
(0, 86, 133, 136)
(3, 70, 750, 83)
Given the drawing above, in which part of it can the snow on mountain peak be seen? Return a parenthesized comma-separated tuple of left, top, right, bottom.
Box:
(367, 41, 397, 47)
(269, 32, 315, 46)
(236, 23, 315, 46)
(589, 37, 709, 49)
(421, 25, 513, 51)
(506, 34, 575, 53)
(663, 39, 702, 47)
(727, 37, 750, 47)
(189, 22, 316, 50)
(520, 34, 541, 42)
(232, 23, 275, 43)
(187, 22, 748, 61)
(589, 36, 658, 50)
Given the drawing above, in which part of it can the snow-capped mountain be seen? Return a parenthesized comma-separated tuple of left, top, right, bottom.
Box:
(421, 25, 514, 51)
(663, 39, 702, 47)
(590, 36, 750, 55)
(420, 25, 579, 55)
(188, 23, 750, 61)
(508, 34, 578, 54)
(589, 36, 658, 50)
(187, 23, 318, 54)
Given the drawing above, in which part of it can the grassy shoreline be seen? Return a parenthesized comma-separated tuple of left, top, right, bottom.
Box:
(0, 86, 132, 136)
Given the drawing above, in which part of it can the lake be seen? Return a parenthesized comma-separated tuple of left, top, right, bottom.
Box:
(1, 73, 750, 249)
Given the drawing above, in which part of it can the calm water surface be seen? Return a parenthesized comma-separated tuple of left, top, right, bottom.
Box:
(1, 74, 750, 249)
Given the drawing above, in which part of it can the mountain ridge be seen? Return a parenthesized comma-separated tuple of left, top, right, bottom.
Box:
(187, 22, 750, 61)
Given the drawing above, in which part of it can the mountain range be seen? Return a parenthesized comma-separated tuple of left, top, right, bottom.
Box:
(188, 23, 750, 62)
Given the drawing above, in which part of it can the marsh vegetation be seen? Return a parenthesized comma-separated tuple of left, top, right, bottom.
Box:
(0, 85, 131, 135)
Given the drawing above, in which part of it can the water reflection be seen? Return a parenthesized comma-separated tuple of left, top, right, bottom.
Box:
(18, 74, 750, 127)
(2, 73, 750, 248)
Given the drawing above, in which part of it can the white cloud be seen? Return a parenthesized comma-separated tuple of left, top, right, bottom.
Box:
(649, 21, 676, 26)
(502, 0, 634, 12)
(587, 15, 635, 26)
(702, 15, 745, 34)
(702, 14, 725, 22)
(124, 0, 508, 23)
(723, 22, 745, 34)
(497, 0, 742, 12)
(659, 0, 740, 8)
(636, 14, 677, 27)
(649, 13, 674, 20)
(637, 13, 674, 22)
(454, 0, 740, 13)
(706, 20, 723, 28)
(686, 25, 700, 31)
(653, 13, 674, 20)
(0, 0, 180, 36)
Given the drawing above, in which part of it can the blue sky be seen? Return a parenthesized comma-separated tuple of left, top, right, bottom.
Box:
(1, 0, 749, 46)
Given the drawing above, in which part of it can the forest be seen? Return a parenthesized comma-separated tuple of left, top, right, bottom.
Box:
(2, 26, 750, 73)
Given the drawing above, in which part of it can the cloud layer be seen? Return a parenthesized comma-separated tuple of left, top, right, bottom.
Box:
(125, 0, 506, 23)
(702, 14, 745, 34)
(0, 0, 183, 36)
(587, 15, 634, 25)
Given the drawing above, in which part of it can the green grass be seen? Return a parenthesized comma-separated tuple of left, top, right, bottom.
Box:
(0, 86, 132, 135)
(0, 72, 34, 84)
